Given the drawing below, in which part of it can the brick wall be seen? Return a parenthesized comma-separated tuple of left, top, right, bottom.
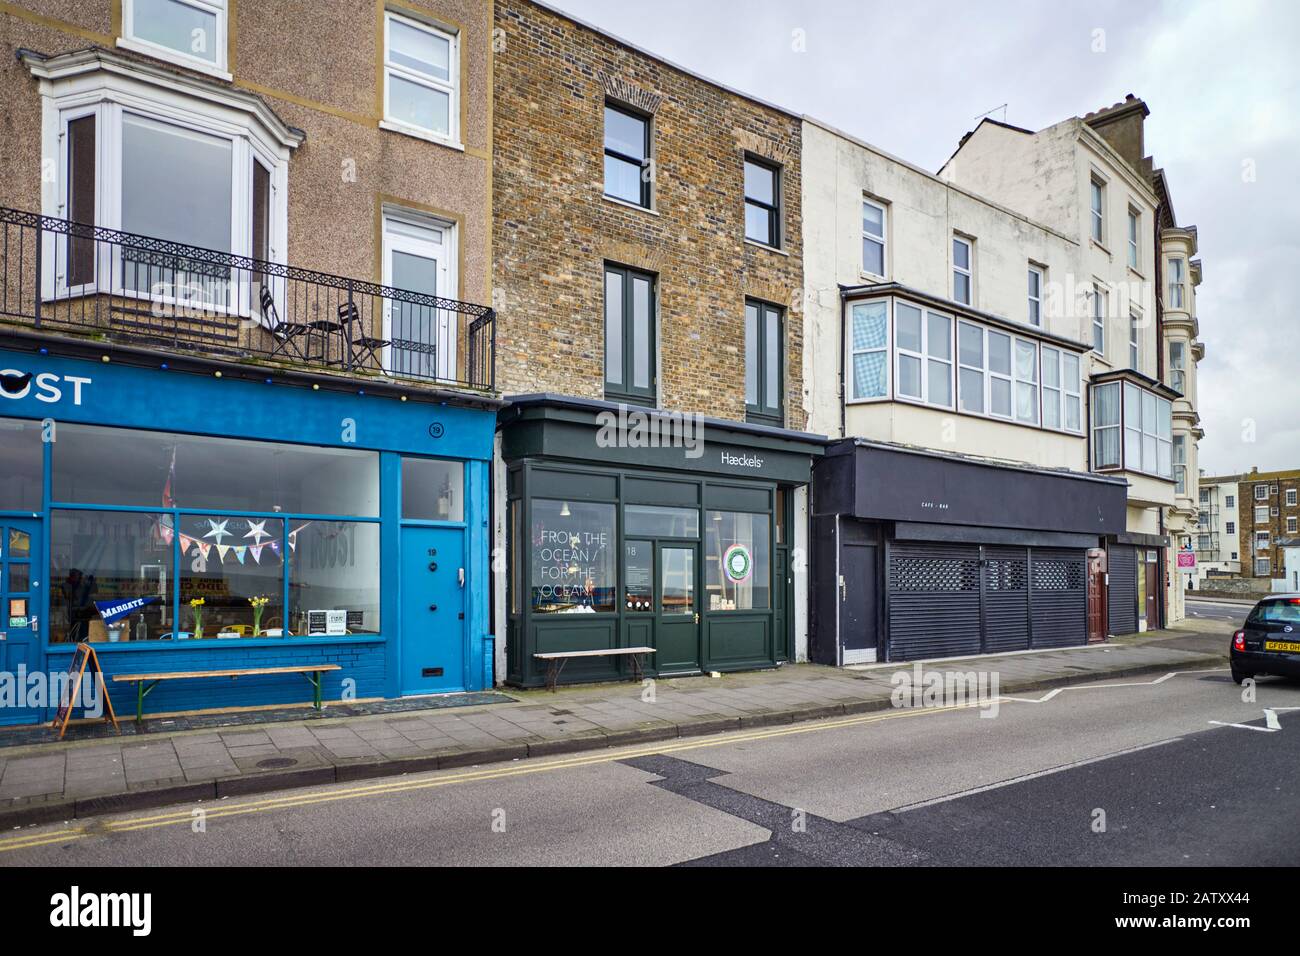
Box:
(492, 0, 806, 428)
(1238, 475, 1300, 576)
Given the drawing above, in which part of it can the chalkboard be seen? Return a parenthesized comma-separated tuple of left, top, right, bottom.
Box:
(50, 643, 120, 739)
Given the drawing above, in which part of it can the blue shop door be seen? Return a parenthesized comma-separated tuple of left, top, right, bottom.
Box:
(1, 520, 43, 725)
(400, 526, 466, 694)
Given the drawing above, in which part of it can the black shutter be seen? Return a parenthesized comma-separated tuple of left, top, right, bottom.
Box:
(1107, 544, 1138, 635)
(887, 542, 981, 661)
(1028, 547, 1087, 647)
(984, 545, 1030, 653)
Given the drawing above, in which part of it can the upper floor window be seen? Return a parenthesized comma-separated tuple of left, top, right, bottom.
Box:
(1127, 207, 1140, 269)
(383, 10, 459, 144)
(1091, 381, 1172, 478)
(862, 199, 887, 277)
(1027, 265, 1044, 326)
(604, 263, 656, 404)
(745, 300, 784, 424)
(744, 158, 781, 247)
(1226, 521, 1236, 534)
(1226, 495, 1235, 508)
(896, 302, 953, 408)
(1167, 257, 1186, 309)
(1173, 434, 1187, 495)
(952, 236, 973, 305)
(1289, 517, 1299, 534)
(1169, 340, 1186, 394)
(1089, 177, 1105, 243)
(604, 104, 651, 208)
(122, 0, 228, 76)
(1129, 312, 1141, 371)
(1254, 505, 1270, 524)
(1092, 287, 1107, 355)
(1040, 345, 1081, 433)
(1255, 484, 1269, 501)
(956, 321, 1015, 420)
(848, 300, 889, 400)
(1288, 489, 1298, 507)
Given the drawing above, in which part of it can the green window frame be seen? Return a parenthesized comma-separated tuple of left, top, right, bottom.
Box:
(745, 298, 784, 426)
(604, 262, 657, 405)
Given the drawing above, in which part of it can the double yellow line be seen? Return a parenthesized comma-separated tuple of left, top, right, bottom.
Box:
(0, 701, 987, 855)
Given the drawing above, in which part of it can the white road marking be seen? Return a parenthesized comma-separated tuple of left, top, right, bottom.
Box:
(890, 738, 1182, 813)
(1207, 720, 1279, 733)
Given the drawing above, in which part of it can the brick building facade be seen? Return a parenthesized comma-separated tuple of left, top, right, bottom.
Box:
(491, 0, 805, 427)
(1238, 469, 1300, 579)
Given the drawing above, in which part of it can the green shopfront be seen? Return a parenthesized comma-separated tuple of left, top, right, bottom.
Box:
(499, 395, 824, 688)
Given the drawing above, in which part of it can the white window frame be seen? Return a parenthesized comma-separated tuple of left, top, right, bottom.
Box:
(1289, 516, 1298, 534)
(894, 301, 953, 409)
(1256, 484, 1269, 501)
(956, 320, 986, 416)
(1092, 286, 1107, 356)
(381, 206, 457, 381)
(952, 235, 973, 305)
(1173, 434, 1187, 496)
(1027, 264, 1044, 326)
(1121, 381, 1172, 478)
(1226, 495, 1235, 508)
(1127, 206, 1140, 269)
(1091, 382, 1122, 470)
(1012, 337, 1039, 425)
(1288, 489, 1298, 507)
(1167, 257, 1186, 309)
(1256, 532, 1270, 551)
(1169, 340, 1186, 394)
(1253, 505, 1269, 525)
(36, 58, 293, 320)
(846, 298, 890, 403)
(1226, 521, 1235, 534)
(120, 0, 230, 80)
(1255, 558, 1271, 576)
(986, 329, 1013, 421)
(1129, 311, 1141, 371)
(1090, 176, 1105, 244)
(861, 198, 887, 280)
(381, 9, 461, 148)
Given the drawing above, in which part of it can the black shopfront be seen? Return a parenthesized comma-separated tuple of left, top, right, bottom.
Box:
(499, 396, 824, 688)
(811, 439, 1130, 665)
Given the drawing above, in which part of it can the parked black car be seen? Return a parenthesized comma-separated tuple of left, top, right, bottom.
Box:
(1231, 594, 1300, 684)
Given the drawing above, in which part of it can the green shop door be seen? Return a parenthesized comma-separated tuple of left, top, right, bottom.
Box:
(656, 544, 700, 674)
(1, 521, 42, 726)
(400, 526, 466, 694)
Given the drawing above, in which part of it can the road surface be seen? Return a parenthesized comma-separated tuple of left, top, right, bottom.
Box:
(3, 657, 1298, 867)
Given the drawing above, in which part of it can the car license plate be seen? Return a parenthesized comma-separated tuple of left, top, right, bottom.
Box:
(1264, 640, 1300, 652)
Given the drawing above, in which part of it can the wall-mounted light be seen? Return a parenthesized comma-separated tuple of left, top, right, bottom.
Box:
(560, 501, 571, 517)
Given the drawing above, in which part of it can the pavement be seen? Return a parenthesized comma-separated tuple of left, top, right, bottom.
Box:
(3, 631, 1290, 869)
(0, 623, 1233, 831)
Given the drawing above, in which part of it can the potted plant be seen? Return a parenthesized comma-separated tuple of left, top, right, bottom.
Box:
(249, 595, 270, 636)
(188, 597, 205, 640)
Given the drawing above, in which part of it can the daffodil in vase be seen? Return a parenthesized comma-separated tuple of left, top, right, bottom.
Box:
(189, 597, 206, 641)
(249, 595, 270, 636)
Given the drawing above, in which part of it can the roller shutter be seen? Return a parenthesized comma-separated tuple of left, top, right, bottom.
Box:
(984, 546, 1031, 653)
(1029, 548, 1088, 647)
(1107, 544, 1138, 635)
(886, 542, 982, 660)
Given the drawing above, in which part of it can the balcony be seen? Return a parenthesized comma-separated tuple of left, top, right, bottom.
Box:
(0, 207, 495, 392)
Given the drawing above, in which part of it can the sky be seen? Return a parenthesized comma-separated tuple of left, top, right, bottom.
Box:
(547, 0, 1300, 476)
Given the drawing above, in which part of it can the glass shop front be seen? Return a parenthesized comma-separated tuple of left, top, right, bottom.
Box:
(0, 345, 495, 724)
(499, 397, 822, 688)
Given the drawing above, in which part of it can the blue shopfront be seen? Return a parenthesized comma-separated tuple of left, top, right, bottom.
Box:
(0, 343, 497, 725)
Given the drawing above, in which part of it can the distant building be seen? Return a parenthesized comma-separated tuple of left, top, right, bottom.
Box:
(1236, 468, 1300, 584)
(1194, 475, 1242, 580)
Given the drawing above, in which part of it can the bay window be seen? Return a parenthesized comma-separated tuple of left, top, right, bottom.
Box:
(988, 330, 1013, 419)
(1101, 381, 1172, 478)
(895, 302, 952, 407)
(1092, 382, 1121, 469)
(36, 50, 295, 309)
(1168, 257, 1186, 309)
(1170, 340, 1186, 394)
(1041, 346, 1082, 433)
(1174, 435, 1187, 495)
(1013, 338, 1038, 425)
(848, 300, 888, 400)
(957, 321, 985, 414)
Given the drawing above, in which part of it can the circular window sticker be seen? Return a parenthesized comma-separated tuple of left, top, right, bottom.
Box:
(723, 544, 752, 583)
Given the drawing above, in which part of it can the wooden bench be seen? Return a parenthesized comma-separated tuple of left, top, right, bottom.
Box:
(112, 664, 342, 723)
(534, 647, 655, 692)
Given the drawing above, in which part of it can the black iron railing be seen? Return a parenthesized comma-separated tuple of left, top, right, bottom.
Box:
(0, 207, 495, 391)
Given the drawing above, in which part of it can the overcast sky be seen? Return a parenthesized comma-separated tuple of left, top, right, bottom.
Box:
(548, 0, 1300, 476)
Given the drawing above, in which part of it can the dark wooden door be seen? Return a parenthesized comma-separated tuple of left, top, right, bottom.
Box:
(841, 542, 878, 663)
(1086, 549, 1108, 642)
(1144, 552, 1161, 629)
